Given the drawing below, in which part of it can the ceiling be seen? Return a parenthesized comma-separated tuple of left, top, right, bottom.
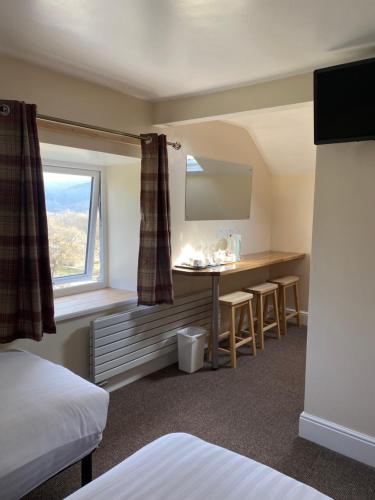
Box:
(1, 1, 375, 100)
(225, 103, 316, 174)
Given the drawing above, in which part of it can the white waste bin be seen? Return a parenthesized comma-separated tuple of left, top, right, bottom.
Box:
(177, 326, 207, 373)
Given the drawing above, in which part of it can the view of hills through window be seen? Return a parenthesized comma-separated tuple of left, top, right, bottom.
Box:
(43, 170, 101, 285)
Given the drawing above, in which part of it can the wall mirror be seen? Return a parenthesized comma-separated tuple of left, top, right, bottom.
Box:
(185, 155, 253, 221)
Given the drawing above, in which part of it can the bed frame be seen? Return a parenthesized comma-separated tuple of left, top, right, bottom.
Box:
(81, 452, 93, 486)
(0, 350, 108, 499)
(29, 450, 94, 495)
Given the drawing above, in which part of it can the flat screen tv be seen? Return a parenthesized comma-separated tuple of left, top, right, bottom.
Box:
(314, 57, 375, 145)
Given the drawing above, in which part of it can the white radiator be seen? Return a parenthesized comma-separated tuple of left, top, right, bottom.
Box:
(90, 290, 212, 385)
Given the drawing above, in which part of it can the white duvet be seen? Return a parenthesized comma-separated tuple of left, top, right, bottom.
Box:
(66, 433, 330, 500)
(0, 350, 109, 500)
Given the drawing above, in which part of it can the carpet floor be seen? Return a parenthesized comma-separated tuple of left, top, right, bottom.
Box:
(26, 326, 375, 500)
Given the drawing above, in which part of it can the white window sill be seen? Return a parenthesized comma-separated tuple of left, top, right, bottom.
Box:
(54, 288, 137, 322)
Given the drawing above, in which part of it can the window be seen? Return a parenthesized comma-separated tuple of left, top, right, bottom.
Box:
(43, 164, 105, 295)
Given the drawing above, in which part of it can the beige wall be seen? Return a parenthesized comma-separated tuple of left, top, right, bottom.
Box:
(153, 73, 313, 125)
(0, 54, 313, 132)
(0, 154, 143, 382)
(0, 116, 274, 381)
(0, 54, 151, 131)
(0, 55, 150, 379)
(304, 142, 375, 438)
(104, 122, 315, 308)
(0, 312, 112, 377)
(104, 119, 276, 298)
(0, 55, 314, 386)
(167, 121, 273, 297)
(0, 53, 152, 158)
(270, 173, 315, 311)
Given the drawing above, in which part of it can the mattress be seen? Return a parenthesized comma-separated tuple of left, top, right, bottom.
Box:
(0, 350, 109, 500)
(66, 433, 330, 500)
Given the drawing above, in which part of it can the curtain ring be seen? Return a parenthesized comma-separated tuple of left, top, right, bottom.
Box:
(0, 104, 10, 116)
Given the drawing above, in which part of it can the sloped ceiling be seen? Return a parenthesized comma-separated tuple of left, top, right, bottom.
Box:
(224, 103, 316, 174)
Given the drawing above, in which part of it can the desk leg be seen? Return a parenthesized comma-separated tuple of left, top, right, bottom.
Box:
(211, 275, 220, 370)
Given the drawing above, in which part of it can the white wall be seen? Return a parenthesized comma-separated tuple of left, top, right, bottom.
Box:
(107, 161, 141, 291)
(301, 142, 375, 463)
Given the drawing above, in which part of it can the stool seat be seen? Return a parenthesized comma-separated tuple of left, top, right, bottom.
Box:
(219, 291, 253, 306)
(243, 282, 281, 350)
(268, 275, 299, 286)
(210, 290, 256, 368)
(245, 282, 278, 294)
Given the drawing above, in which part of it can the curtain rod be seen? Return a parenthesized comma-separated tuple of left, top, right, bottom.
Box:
(36, 114, 182, 150)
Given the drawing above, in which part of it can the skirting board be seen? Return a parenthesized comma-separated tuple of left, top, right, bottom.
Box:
(286, 308, 309, 326)
(299, 412, 375, 468)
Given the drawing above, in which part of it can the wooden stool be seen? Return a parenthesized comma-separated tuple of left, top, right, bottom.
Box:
(268, 276, 300, 335)
(244, 283, 281, 350)
(214, 291, 256, 368)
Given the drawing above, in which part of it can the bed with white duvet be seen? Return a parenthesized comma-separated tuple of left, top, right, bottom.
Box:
(66, 433, 330, 500)
(0, 350, 109, 500)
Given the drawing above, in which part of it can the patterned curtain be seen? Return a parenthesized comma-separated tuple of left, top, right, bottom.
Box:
(137, 133, 174, 305)
(0, 100, 56, 343)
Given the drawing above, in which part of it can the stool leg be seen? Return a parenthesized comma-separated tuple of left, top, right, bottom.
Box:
(272, 290, 281, 339)
(230, 306, 237, 368)
(247, 300, 256, 356)
(293, 283, 301, 327)
(263, 294, 269, 324)
(237, 306, 245, 335)
(280, 286, 287, 335)
(257, 294, 264, 350)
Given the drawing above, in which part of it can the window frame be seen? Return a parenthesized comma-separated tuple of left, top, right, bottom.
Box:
(43, 161, 107, 297)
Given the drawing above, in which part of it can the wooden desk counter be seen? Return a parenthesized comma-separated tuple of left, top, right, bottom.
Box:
(173, 251, 305, 277)
(173, 251, 305, 369)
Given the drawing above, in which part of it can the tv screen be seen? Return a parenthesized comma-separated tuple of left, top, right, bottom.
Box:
(314, 58, 375, 145)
